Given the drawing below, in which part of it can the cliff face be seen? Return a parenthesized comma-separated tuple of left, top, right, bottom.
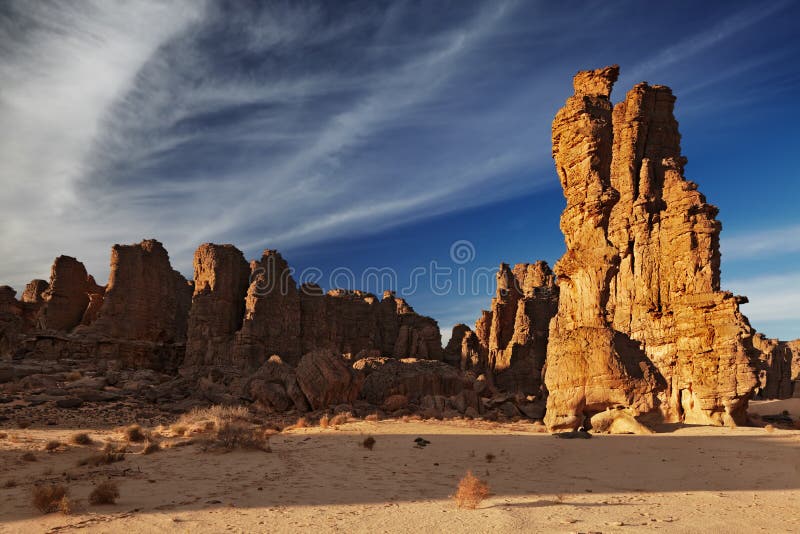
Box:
(451, 261, 558, 395)
(181, 246, 443, 379)
(545, 65, 759, 430)
(85, 240, 192, 343)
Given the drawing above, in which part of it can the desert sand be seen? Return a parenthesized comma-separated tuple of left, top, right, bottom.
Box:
(2, 403, 800, 534)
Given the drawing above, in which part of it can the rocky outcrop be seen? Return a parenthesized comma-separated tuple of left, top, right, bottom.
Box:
(455, 261, 558, 395)
(180, 247, 443, 379)
(183, 244, 250, 372)
(86, 240, 192, 343)
(752, 334, 793, 399)
(40, 256, 92, 331)
(544, 65, 758, 430)
(295, 350, 364, 410)
(245, 355, 309, 412)
(0, 286, 24, 358)
(354, 356, 466, 405)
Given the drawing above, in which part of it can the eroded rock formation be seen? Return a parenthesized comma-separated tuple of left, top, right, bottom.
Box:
(86, 240, 192, 343)
(545, 65, 759, 430)
(453, 261, 558, 395)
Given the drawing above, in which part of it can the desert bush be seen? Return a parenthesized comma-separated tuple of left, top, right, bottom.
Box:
(44, 440, 62, 452)
(0, 432, 7, 440)
(89, 481, 119, 505)
(329, 413, 350, 426)
(211, 422, 271, 451)
(765, 424, 775, 433)
(177, 405, 250, 431)
(70, 432, 93, 445)
(142, 441, 160, 455)
(169, 424, 188, 436)
(365, 413, 380, 422)
(288, 417, 307, 430)
(485, 453, 495, 463)
(319, 414, 330, 428)
(78, 452, 125, 467)
(124, 424, 146, 442)
(21, 452, 37, 462)
(31, 484, 68, 513)
(453, 471, 490, 509)
(362, 436, 376, 450)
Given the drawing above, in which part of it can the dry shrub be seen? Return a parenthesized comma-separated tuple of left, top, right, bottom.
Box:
(319, 414, 330, 428)
(89, 481, 119, 505)
(3, 479, 17, 488)
(453, 471, 490, 509)
(65, 371, 82, 382)
(330, 413, 350, 426)
(32, 484, 68, 513)
(177, 405, 250, 432)
(142, 441, 160, 455)
(210, 422, 271, 451)
(485, 453, 495, 463)
(170, 424, 188, 436)
(78, 452, 125, 467)
(365, 413, 380, 422)
(21, 451, 37, 462)
(70, 432, 92, 445)
(44, 440, 62, 452)
(124, 424, 146, 442)
(287, 417, 307, 430)
(765, 424, 776, 433)
(0, 432, 7, 440)
(362, 436, 376, 450)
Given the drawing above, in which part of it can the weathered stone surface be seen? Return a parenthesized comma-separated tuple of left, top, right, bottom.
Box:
(87, 240, 192, 343)
(40, 256, 91, 331)
(295, 350, 364, 410)
(589, 408, 654, 435)
(353, 356, 465, 405)
(246, 355, 309, 413)
(22, 279, 49, 304)
(183, 244, 250, 372)
(458, 261, 558, 395)
(0, 286, 24, 358)
(545, 65, 758, 430)
(753, 334, 797, 399)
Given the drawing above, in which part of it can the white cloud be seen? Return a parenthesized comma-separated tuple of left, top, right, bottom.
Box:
(721, 225, 800, 260)
(727, 272, 800, 327)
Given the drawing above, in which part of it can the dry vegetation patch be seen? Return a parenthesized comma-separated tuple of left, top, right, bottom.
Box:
(70, 432, 92, 445)
(44, 440, 62, 452)
(89, 481, 120, 505)
(453, 471, 490, 509)
(31, 484, 69, 514)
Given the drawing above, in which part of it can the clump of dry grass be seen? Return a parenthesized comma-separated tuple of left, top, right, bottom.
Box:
(211, 422, 271, 451)
(70, 433, 92, 445)
(365, 413, 380, 422)
(31, 484, 68, 513)
(88, 481, 119, 505)
(123, 424, 146, 442)
(319, 414, 330, 428)
(78, 451, 125, 467)
(177, 405, 251, 433)
(329, 413, 350, 426)
(764, 424, 776, 433)
(21, 451, 37, 462)
(453, 471, 490, 509)
(142, 441, 160, 455)
(362, 436, 376, 450)
(44, 440, 62, 452)
(286, 417, 307, 430)
(169, 424, 188, 436)
(485, 453, 495, 463)
(0, 431, 7, 440)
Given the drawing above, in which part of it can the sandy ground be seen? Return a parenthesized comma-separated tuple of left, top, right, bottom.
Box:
(2, 404, 800, 534)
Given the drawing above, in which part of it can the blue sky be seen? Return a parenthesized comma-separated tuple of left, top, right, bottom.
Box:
(1, 0, 799, 341)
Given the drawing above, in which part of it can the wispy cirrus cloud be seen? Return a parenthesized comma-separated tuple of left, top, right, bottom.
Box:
(722, 224, 800, 261)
